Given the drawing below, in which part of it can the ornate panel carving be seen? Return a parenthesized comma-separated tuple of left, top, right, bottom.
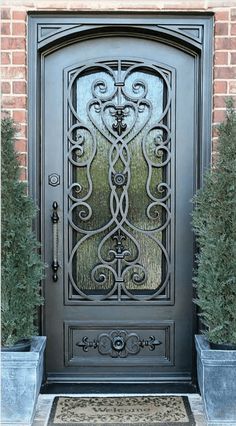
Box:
(65, 59, 173, 302)
(64, 321, 174, 367)
(77, 329, 161, 358)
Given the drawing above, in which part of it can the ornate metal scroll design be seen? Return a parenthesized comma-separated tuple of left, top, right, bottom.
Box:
(67, 59, 172, 301)
(76, 329, 161, 358)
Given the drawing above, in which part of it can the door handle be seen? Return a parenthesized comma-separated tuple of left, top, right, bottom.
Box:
(51, 201, 59, 282)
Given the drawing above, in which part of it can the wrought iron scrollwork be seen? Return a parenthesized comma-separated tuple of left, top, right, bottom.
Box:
(76, 329, 162, 358)
(112, 107, 127, 136)
(67, 59, 172, 301)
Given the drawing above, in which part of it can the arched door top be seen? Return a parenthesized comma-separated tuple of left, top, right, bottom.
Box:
(33, 14, 212, 54)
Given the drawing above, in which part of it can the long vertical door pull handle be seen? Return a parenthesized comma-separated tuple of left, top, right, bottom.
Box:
(51, 201, 59, 282)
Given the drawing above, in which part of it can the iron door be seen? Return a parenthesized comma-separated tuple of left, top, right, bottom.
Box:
(43, 35, 196, 383)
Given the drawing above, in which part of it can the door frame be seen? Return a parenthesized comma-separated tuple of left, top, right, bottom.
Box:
(28, 12, 213, 384)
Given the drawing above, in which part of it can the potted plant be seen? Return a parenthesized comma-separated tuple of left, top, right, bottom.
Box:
(1, 117, 46, 425)
(192, 100, 236, 424)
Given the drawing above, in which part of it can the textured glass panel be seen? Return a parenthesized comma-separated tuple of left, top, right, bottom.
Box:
(67, 61, 171, 300)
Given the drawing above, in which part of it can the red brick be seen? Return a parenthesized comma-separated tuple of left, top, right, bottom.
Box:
(19, 0, 37, 5)
(213, 95, 233, 108)
(1, 37, 25, 50)
(115, 5, 162, 10)
(213, 109, 227, 123)
(12, 22, 26, 36)
(212, 127, 219, 138)
(215, 37, 236, 50)
(12, 10, 26, 20)
(162, 1, 205, 9)
(214, 11, 229, 21)
(231, 23, 236, 36)
(214, 51, 228, 65)
(214, 66, 236, 79)
(214, 80, 227, 94)
(1, 22, 11, 35)
(34, 1, 69, 8)
(12, 51, 26, 65)
(13, 81, 27, 94)
(17, 153, 27, 166)
(1, 52, 11, 64)
(1, 96, 14, 108)
(1, 82, 11, 94)
(14, 139, 27, 152)
(1, 67, 26, 80)
(212, 137, 219, 151)
(16, 123, 27, 138)
(215, 22, 229, 36)
(19, 167, 27, 181)
(231, 8, 236, 21)
(1, 8, 11, 20)
(229, 81, 236, 93)
(1, 110, 13, 119)
(1, 95, 27, 109)
(13, 110, 27, 122)
(231, 53, 236, 64)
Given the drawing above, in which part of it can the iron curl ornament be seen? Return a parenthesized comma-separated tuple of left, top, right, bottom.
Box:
(76, 329, 162, 358)
(67, 59, 172, 301)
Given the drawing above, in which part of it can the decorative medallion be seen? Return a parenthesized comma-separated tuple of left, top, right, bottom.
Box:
(112, 172, 127, 187)
(76, 329, 162, 358)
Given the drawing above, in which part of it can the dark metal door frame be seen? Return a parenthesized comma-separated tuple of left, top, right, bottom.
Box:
(28, 12, 213, 386)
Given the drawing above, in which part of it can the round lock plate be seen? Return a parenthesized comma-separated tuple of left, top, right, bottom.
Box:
(112, 336, 125, 351)
(48, 173, 60, 187)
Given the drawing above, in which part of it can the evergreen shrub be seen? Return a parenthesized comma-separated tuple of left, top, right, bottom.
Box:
(192, 100, 236, 344)
(1, 117, 44, 347)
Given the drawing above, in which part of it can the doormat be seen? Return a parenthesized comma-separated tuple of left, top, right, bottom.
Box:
(48, 396, 196, 425)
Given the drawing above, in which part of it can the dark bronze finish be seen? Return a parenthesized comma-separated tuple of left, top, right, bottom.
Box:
(48, 173, 60, 187)
(112, 108, 127, 136)
(76, 329, 161, 358)
(65, 321, 174, 368)
(28, 13, 213, 384)
(51, 201, 59, 282)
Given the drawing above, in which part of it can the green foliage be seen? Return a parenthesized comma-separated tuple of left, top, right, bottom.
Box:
(192, 99, 236, 344)
(1, 117, 44, 347)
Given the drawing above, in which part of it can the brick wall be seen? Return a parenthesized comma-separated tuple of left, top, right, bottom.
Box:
(1, 0, 236, 180)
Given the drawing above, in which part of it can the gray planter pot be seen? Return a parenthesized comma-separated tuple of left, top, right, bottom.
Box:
(195, 334, 236, 425)
(1, 336, 46, 425)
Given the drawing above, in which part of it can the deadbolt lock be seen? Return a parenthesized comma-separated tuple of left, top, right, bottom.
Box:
(48, 173, 60, 187)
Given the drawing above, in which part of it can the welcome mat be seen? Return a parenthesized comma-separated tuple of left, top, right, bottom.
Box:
(48, 396, 196, 425)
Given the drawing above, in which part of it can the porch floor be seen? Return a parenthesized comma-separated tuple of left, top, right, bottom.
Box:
(33, 393, 207, 425)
